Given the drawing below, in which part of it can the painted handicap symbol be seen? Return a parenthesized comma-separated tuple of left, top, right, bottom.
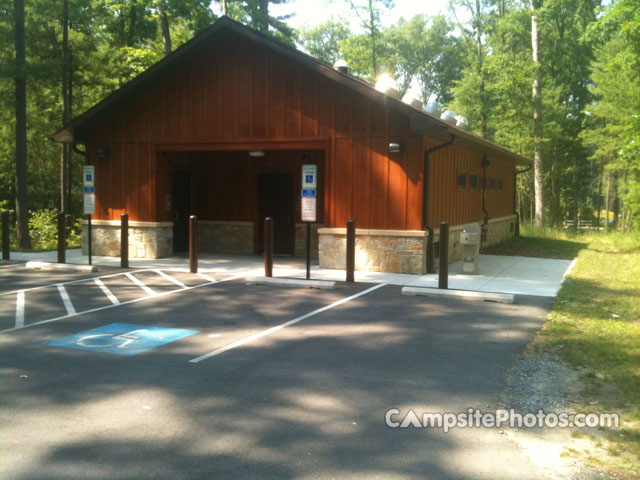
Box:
(48, 323, 198, 356)
(76, 329, 149, 349)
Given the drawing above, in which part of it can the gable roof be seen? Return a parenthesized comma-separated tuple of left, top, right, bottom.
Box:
(53, 16, 531, 166)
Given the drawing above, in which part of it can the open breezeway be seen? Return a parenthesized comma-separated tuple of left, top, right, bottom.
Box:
(0, 264, 557, 479)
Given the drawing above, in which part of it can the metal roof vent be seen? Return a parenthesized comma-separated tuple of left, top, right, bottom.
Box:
(440, 110, 457, 124)
(455, 115, 469, 130)
(423, 101, 442, 117)
(333, 59, 348, 74)
(375, 74, 399, 99)
(401, 91, 423, 110)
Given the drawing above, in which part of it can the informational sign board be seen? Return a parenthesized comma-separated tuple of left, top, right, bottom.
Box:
(47, 323, 199, 356)
(301, 197, 317, 222)
(83, 165, 96, 215)
(301, 189, 316, 197)
(302, 164, 317, 189)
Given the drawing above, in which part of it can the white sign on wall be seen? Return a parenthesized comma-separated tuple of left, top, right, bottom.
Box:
(301, 197, 317, 222)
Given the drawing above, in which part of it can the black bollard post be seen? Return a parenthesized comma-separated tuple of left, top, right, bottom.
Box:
(57, 211, 66, 264)
(189, 215, 198, 273)
(264, 217, 273, 277)
(121, 213, 129, 268)
(1, 211, 9, 261)
(346, 219, 355, 282)
(438, 221, 449, 289)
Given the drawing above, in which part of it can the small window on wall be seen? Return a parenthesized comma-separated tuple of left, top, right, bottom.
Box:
(457, 172, 467, 188)
(497, 178, 504, 191)
(470, 174, 479, 189)
(489, 178, 496, 190)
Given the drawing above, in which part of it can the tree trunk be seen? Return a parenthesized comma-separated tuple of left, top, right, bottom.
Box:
(612, 171, 619, 229)
(61, 0, 70, 213)
(158, 2, 172, 56)
(368, 0, 378, 78)
(476, 0, 487, 137)
(257, 0, 269, 32)
(531, 0, 544, 227)
(605, 170, 611, 233)
(14, 0, 31, 249)
(596, 167, 602, 230)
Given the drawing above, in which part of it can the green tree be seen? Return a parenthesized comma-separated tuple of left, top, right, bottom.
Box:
(298, 19, 350, 65)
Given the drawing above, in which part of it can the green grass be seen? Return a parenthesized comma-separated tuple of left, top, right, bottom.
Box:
(493, 225, 640, 478)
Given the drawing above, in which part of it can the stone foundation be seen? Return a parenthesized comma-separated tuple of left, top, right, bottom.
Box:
(199, 221, 254, 255)
(318, 215, 517, 275)
(432, 214, 517, 264)
(319, 229, 427, 274)
(294, 223, 323, 259)
(82, 220, 173, 259)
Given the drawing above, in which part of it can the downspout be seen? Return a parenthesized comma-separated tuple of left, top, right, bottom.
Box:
(423, 134, 455, 273)
(513, 165, 532, 236)
(481, 153, 489, 235)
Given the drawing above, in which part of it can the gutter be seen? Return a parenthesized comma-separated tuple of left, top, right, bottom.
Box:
(423, 134, 455, 273)
(481, 154, 490, 242)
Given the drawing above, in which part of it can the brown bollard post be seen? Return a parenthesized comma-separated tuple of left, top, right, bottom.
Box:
(438, 221, 449, 289)
(121, 213, 129, 268)
(346, 219, 355, 282)
(264, 217, 273, 277)
(1, 211, 9, 261)
(189, 215, 198, 273)
(57, 211, 66, 264)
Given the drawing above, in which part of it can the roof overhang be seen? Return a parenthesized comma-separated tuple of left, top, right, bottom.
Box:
(52, 16, 532, 166)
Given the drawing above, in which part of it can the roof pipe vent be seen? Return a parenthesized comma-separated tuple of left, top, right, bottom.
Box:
(455, 115, 469, 130)
(333, 59, 349, 74)
(440, 110, 457, 124)
(423, 101, 442, 117)
(401, 92, 423, 110)
(375, 74, 400, 99)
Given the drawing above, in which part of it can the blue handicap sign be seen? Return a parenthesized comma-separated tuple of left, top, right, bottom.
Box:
(47, 323, 199, 356)
(302, 189, 316, 197)
(305, 174, 314, 183)
(84, 186, 95, 193)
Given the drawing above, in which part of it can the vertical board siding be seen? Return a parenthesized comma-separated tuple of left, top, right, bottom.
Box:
(88, 31, 515, 228)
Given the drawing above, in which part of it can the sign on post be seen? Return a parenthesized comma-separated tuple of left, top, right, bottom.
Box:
(302, 164, 317, 189)
(83, 165, 95, 215)
(301, 164, 317, 222)
(301, 197, 317, 222)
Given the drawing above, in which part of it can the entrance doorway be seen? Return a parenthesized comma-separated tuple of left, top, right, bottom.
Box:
(172, 171, 192, 253)
(259, 172, 294, 255)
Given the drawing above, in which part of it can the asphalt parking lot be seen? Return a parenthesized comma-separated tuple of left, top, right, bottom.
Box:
(0, 263, 555, 479)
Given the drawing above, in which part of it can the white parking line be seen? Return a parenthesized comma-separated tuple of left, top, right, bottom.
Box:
(15, 291, 24, 328)
(0, 269, 155, 297)
(153, 269, 188, 289)
(189, 283, 387, 364)
(196, 272, 216, 283)
(94, 277, 120, 305)
(57, 284, 76, 316)
(125, 272, 156, 296)
(0, 272, 245, 334)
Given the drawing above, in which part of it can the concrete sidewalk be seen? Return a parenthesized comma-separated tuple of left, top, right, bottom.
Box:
(9, 249, 574, 298)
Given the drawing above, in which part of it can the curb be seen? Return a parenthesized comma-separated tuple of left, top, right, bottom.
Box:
(244, 276, 337, 289)
(401, 286, 515, 304)
(25, 261, 98, 273)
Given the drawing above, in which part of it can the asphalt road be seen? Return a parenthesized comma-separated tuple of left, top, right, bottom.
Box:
(0, 265, 555, 479)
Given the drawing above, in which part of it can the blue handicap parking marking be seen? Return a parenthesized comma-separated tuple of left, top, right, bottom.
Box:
(47, 323, 199, 356)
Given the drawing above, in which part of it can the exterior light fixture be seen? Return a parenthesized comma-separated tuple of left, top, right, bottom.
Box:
(389, 142, 403, 154)
(249, 150, 265, 157)
(96, 146, 109, 160)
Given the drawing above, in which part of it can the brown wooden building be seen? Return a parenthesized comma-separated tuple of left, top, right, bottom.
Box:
(54, 17, 530, 274)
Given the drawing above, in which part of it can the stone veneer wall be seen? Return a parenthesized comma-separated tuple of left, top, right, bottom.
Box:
(318, 229, 427, 274)
(318, 215, 516, 275)
(199, 221, 255, 255)
(81, 220, 173, 258)
(431, 214, 517, 264)
(294, 223, 323, 259)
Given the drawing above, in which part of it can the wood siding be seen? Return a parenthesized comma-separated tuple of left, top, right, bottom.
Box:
(87, 30, 515, 229)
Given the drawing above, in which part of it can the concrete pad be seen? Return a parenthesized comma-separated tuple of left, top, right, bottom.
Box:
(244, 276, 336, 289)
(25, 261, 98, 273)
(402, 286, 515, 303)
(13, 250, 574, 297)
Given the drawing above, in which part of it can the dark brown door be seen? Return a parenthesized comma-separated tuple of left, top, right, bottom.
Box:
(172, 171, 192, 254)
(259, 172, 294, 255)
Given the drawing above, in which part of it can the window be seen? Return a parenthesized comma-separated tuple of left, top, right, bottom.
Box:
(497, 178, 504, 191)
(489, 178, 496, 190)
(457, 172, 467, 188)
(470, 174, 479, 189)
